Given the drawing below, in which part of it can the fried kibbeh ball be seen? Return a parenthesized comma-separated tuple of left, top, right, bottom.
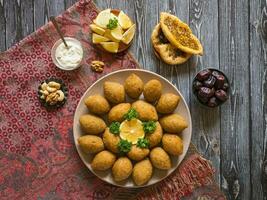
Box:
(143, 79, 162, 102)
(78, 135, 104, 154)
(79, 114, 106, 134)
(91, 150, 116, 171)
(104, 81, 125, 104)
(84, 94, 110, 115)
(156, 93, 180, 114)
(132, 159, 153, 186)
(162, 134, 183, 156)
(145, 122, 163, 148)
(132, 100, 158, 121)
(124, 73, 144, 99)
(159, 114, 188, 133)
(112, 157, 133, 182)
(103, 128, 120, 153)
(150, 147, 171, 170)
(127, 145, 150, 161)
(108, 103, 131, 123)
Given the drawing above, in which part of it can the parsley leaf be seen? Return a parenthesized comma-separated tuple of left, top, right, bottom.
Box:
(136, 138, 150, 148)
(118, 139, 132, 153)
(109, 122, 120, 135)
(142, 121, 156, 134)
(124, 108, 138, 121)
(106, 18, 118, 30)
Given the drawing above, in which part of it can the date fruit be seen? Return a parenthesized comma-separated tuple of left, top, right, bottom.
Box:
(193, 81, 203, 91)
(215, 90, 228, 102)
(208, 97, 218, 107)
(204, 76, 216, 88)
(196, 69, 211, 81)
(223, 82, 229, 90)
(198, 87, 214, 98)
(215, 75, 225, 89)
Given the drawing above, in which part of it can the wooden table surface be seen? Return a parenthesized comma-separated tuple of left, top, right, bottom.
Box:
(0, 0, 267, 199)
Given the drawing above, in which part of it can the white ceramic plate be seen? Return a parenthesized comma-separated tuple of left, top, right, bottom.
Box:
(73, 69, 192, 188)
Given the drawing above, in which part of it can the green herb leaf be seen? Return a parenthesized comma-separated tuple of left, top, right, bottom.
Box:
(118, 139, 132, 153)
(142, 121, 156, 134)
(124, 108, 139, 121)
(136, 138, 150, 148)
(109, 122, 120, 135)
(106, 17, 118, 30)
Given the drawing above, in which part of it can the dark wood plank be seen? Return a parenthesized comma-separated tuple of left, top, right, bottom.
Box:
(171, 0, 190, 105)
(46, 0, 65, 19)
(4, 0, 21, 48)
(218, 0, 251, 199)
(0, 0, 6, 51)
(250, 0, 267, 199)
(64, 0, 77, 9)
(33, 0, 46, 30)
(20, 0, 34, 37)
(188, 0, 221, 184)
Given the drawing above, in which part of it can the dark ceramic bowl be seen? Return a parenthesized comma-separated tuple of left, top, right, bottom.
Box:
(192, 68, 230, 108)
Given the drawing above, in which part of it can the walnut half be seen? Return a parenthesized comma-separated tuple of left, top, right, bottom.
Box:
(91, 60, 104, 73)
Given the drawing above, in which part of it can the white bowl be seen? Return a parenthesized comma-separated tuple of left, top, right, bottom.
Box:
(73, 69, 192, 188)
(51, 37, 83, 71)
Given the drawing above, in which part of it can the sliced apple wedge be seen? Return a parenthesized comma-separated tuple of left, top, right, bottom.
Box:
(92, 33, 110, 44)
(118, 11, 132, 29)
(100, 42, 119, 53)
(121, 24, 136, 44)
(90, 24, 105, 35)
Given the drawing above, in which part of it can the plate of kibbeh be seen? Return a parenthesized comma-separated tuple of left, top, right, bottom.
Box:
(73, 69, 192, 187)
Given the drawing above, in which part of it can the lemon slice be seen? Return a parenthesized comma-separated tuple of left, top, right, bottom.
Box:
(95, 9, 118, 28)
(120, 119, 145, 144)
(90, 24, 105, 35)
(110, 25, 123, 41)
(92, 33, 110, 44)
(100, 42, 119, 53)
(104, 30, 120, 43)
(121, 24, 136, 44)
(118, 11, 132, 29)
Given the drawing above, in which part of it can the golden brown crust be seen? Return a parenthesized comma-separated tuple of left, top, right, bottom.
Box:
(160, 12, 203, 55)
(127, 145, 150, 161)
(103, 128, 120, 153)
(112, 157, 133, 182)
(151, 24, 192, 65)
(108, 103, 131, 123)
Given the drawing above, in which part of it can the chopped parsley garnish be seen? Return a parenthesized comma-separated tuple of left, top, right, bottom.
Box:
(106, 18, 118, 30)
(123, 108, 139, 121)
(109, 122, 120, 135)
(142, 121, 156, 134)
(118, 139, 132, 153)
(136, 138, 150, 148)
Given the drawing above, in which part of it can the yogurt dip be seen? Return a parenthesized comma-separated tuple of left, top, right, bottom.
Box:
(52, 37, 83, 70)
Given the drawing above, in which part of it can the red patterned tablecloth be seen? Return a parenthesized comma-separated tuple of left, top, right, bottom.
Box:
(0, 0, 225, 199)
